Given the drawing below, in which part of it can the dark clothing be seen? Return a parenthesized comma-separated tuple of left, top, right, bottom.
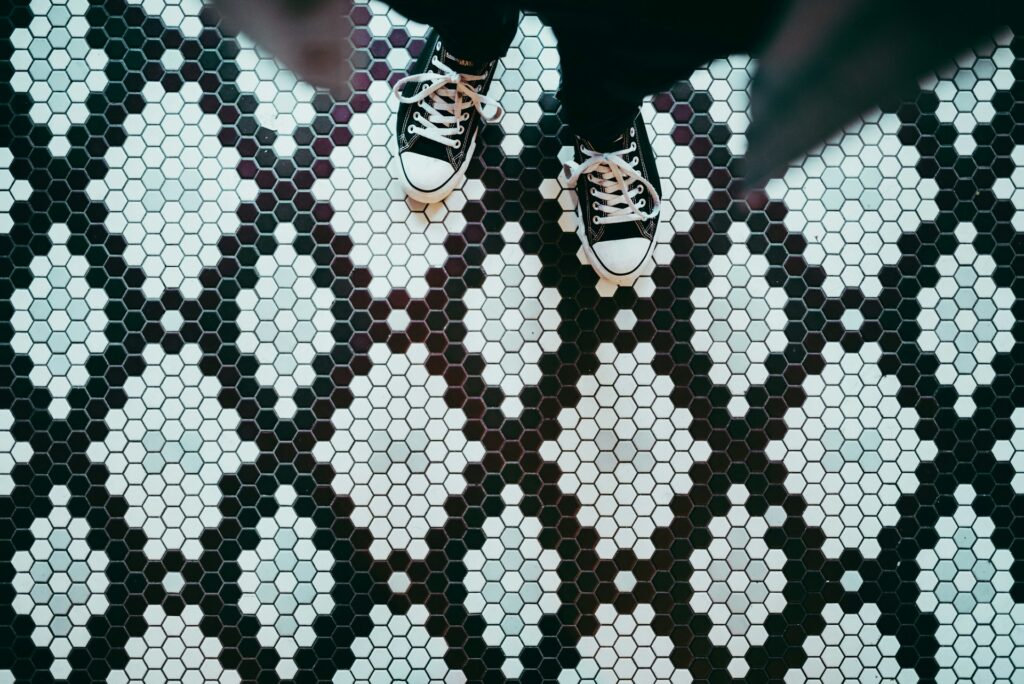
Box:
(384, 1, 787, 148)
(424, 3, 520, 66)
(746, 0, 1020, 183)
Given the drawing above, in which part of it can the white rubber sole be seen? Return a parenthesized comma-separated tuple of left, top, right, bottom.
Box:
(395, 139, 476, 205)
(575, 209, 656, 286)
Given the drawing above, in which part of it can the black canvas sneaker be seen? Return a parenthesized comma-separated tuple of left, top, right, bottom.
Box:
(563, 112, 662, 285)
(392, 31, 503, 204)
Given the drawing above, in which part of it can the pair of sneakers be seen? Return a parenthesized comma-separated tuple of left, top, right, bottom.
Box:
(392, 32, 661, 285)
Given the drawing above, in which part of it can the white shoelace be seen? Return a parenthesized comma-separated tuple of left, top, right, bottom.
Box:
(563, 137, 662, 226)
(392, 56, 503, 148)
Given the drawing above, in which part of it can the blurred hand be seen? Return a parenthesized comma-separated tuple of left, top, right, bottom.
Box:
(211, 0, 355, 96)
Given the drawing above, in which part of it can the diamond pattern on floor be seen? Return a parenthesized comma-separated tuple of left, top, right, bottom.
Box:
(1, 2, 1024, 683)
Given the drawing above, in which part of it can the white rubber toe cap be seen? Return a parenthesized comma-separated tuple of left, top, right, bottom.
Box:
(590, 237, 653, 282)
(397, 151, 458, 202)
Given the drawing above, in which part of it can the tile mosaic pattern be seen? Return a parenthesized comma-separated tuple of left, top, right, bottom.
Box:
(0, 1, 1023, 682)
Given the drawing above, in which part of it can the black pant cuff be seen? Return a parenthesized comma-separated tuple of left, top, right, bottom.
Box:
(435, 15, 518, 64)
(564, 105, 641, 151)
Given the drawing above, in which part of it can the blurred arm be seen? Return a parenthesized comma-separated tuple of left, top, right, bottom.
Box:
(746, 0, 1018, 186)
(210, 0, 354, 96)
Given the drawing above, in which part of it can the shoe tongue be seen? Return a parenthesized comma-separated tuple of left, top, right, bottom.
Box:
(582, 133, 629, 154)
(440, 47, 489, 75)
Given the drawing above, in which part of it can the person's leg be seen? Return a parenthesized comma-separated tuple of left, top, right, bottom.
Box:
(385, 1, 519, 63)
(550, 24, 645, 152)
(542, 0, 787, 148)
(433, 6, 518, 63)
(385, 1, 520, 203)
(536, 0, 787, 283)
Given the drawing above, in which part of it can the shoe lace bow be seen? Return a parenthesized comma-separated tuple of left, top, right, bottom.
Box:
(564, 140, 661, 226)
(393, 57, 503, 148)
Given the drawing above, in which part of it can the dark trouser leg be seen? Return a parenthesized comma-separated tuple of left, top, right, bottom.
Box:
(384, 0, 519, 64)
(538, 0, 789, 149)
(552, 24, 646, 150)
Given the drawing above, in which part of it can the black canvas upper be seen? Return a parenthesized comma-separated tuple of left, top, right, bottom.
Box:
(396, 30, 501, 172)
(573, 111, 661, 248)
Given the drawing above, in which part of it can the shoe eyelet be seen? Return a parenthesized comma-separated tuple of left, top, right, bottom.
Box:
(407, 125, 415, 134)
(633, 157, 639, 165)
(454, 140, 462, 149)
(592, 201, 599, 210)
(592, 216, 601, 225)
(589, 188, 596, 196)
(630, 127, 636, 136)
(457, 125, 465, 134)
